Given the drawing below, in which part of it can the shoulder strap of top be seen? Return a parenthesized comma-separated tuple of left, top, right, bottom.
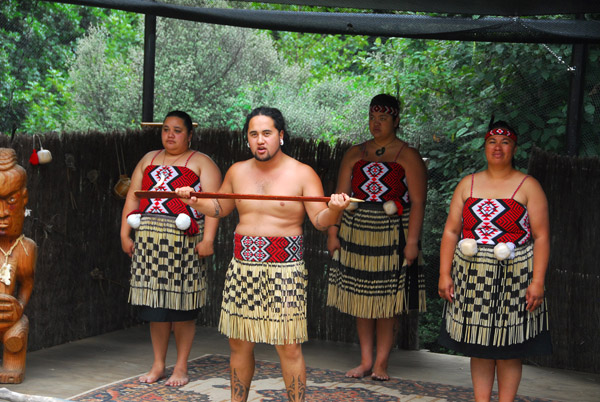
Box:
(184, 150, 197, 167)
(511, 175, 530, 199)
(393, 142, 408, 162)
(360, 142, 368, 159)
(150, 150, 163, 165)
(470, 173, 475, 198)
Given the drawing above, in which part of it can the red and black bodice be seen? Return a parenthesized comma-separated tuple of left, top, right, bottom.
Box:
(351, 160, 410, 207)
(139, 164, 204, 220)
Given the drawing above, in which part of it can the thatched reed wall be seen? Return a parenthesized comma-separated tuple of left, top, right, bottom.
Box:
(528, 147, 600, 373)
(3, 133, 596, 373)
(0, 129, 420, 355)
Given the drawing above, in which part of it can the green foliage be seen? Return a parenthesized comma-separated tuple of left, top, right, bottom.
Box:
(0, 0, 140, 134)
(240, 65, 371, 141)
(360, 38, 582, 203)
(270, 32, 372, 81)
(152, 18, 280, 130)
(67, 24, 144, 131)
(20, 68, 74, 133)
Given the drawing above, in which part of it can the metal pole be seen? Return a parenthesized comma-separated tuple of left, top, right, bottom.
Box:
(142, 7, 156, 122)
(566, 15, 588, 156)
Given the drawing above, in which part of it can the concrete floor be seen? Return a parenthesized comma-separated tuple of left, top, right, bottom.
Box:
(2, 325, 599, 401)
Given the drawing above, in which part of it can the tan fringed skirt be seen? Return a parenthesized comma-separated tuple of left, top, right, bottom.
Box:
(219, 258, 308, 345)
(438, 242, 552, 359)
(129, 214, 207, 311)
(327, 204, 426, 319)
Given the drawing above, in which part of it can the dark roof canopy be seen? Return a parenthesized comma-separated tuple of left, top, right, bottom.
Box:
(235, 0, 600, 17)
(44, 0, 600, 43)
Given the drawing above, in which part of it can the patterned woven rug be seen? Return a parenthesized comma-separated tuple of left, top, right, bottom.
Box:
(71, 354, 556, 402)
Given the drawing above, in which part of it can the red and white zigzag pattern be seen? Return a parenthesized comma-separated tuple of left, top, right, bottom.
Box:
(351, 160, 409, 205)
(234, 233, 303, 262)
(462, 198, 530, 245)
(139, 165, 203, 219)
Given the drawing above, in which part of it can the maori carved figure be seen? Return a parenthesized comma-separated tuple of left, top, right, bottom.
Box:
(0, 149, 36, 384)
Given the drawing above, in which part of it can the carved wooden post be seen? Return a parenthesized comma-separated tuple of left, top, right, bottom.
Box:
(0, 148, 37, 383)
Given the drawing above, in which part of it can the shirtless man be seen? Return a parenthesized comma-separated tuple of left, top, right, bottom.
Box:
(176, 107, 349, 402)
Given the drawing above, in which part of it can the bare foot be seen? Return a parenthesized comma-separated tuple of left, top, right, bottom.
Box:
(165, 368, 189, 387)
(139, 367, 165, 384)
(345, 364, 372, 378)
(371, 368, 390, 381)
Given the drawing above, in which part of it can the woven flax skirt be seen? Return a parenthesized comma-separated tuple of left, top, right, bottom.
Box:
(219, 234, 307, 345)
(327, 205, 426, 319)
(129, 214, 207, 312)
(439, 243, 552, 359)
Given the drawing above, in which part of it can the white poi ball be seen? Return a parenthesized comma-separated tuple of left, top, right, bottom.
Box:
(346, 201, 359, 211)
(383, 200, 398, 216)
(175, 213, 192, 230)
(332, 249, 339, 261)
(126, 213, 141, 229)
(493, 242, 515, 261)
(37, 149, 53, 164)
(458, 238, 478, 257)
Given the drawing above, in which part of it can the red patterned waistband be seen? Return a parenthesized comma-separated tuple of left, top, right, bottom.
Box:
(234, 233, 304, 262)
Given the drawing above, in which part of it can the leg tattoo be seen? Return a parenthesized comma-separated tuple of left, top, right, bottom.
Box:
(231, 368, 249, 401)
(285, 375, 306, 402)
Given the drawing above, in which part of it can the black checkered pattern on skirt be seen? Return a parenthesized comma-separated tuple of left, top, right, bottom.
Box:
(442, 243, 549, 349)
(218, 258, 307, 345)
(129, 214, 206, 311)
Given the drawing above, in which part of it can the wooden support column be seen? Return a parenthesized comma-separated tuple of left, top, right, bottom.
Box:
(566, 15, 588, 157)
(142, 4, 156, 123)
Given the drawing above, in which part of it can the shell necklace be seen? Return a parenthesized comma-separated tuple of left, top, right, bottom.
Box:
(373, 137, 397, 156)
(0, 234, 27, 286)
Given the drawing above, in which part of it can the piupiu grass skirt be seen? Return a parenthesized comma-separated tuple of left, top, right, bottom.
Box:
(219, 258, 308, 345)
(129, 214, 207, 312)
(327, 204, 426, 319)
(438, 243, 552, 359)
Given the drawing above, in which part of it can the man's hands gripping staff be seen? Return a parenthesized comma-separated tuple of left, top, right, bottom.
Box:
(175, 187, 228, 218)
(312, 193, 351, 231)
(174, 186, 351, 231)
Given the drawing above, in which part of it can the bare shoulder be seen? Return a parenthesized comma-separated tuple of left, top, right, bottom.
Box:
(342, 143, 364, 162)
(399, 145, 425, 165)
(230, 159, 251, 171)
(289, 156, 318, 178)
(190, 150, 214, 162)
(137, 150, 162, 170)
(523, 174, 542, 188)
(457, 173, 474, 188)
(454, 173, 476, 200)
(189, 151, 219, 168)
(224, 159, 251, 180)
(345, 143, 365, 157)
(142, 150, 162, 162)
(521, 175, 546, 197)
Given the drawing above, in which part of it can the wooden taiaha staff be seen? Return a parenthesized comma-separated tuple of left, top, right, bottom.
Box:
(135, 190, 363, 203)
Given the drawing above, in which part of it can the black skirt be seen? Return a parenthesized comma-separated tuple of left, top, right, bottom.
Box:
(138, 306, 200, 322)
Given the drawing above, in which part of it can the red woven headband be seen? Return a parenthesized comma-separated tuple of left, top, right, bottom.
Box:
(370, 105, 399, 117)
(485, 127, 517, 143)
